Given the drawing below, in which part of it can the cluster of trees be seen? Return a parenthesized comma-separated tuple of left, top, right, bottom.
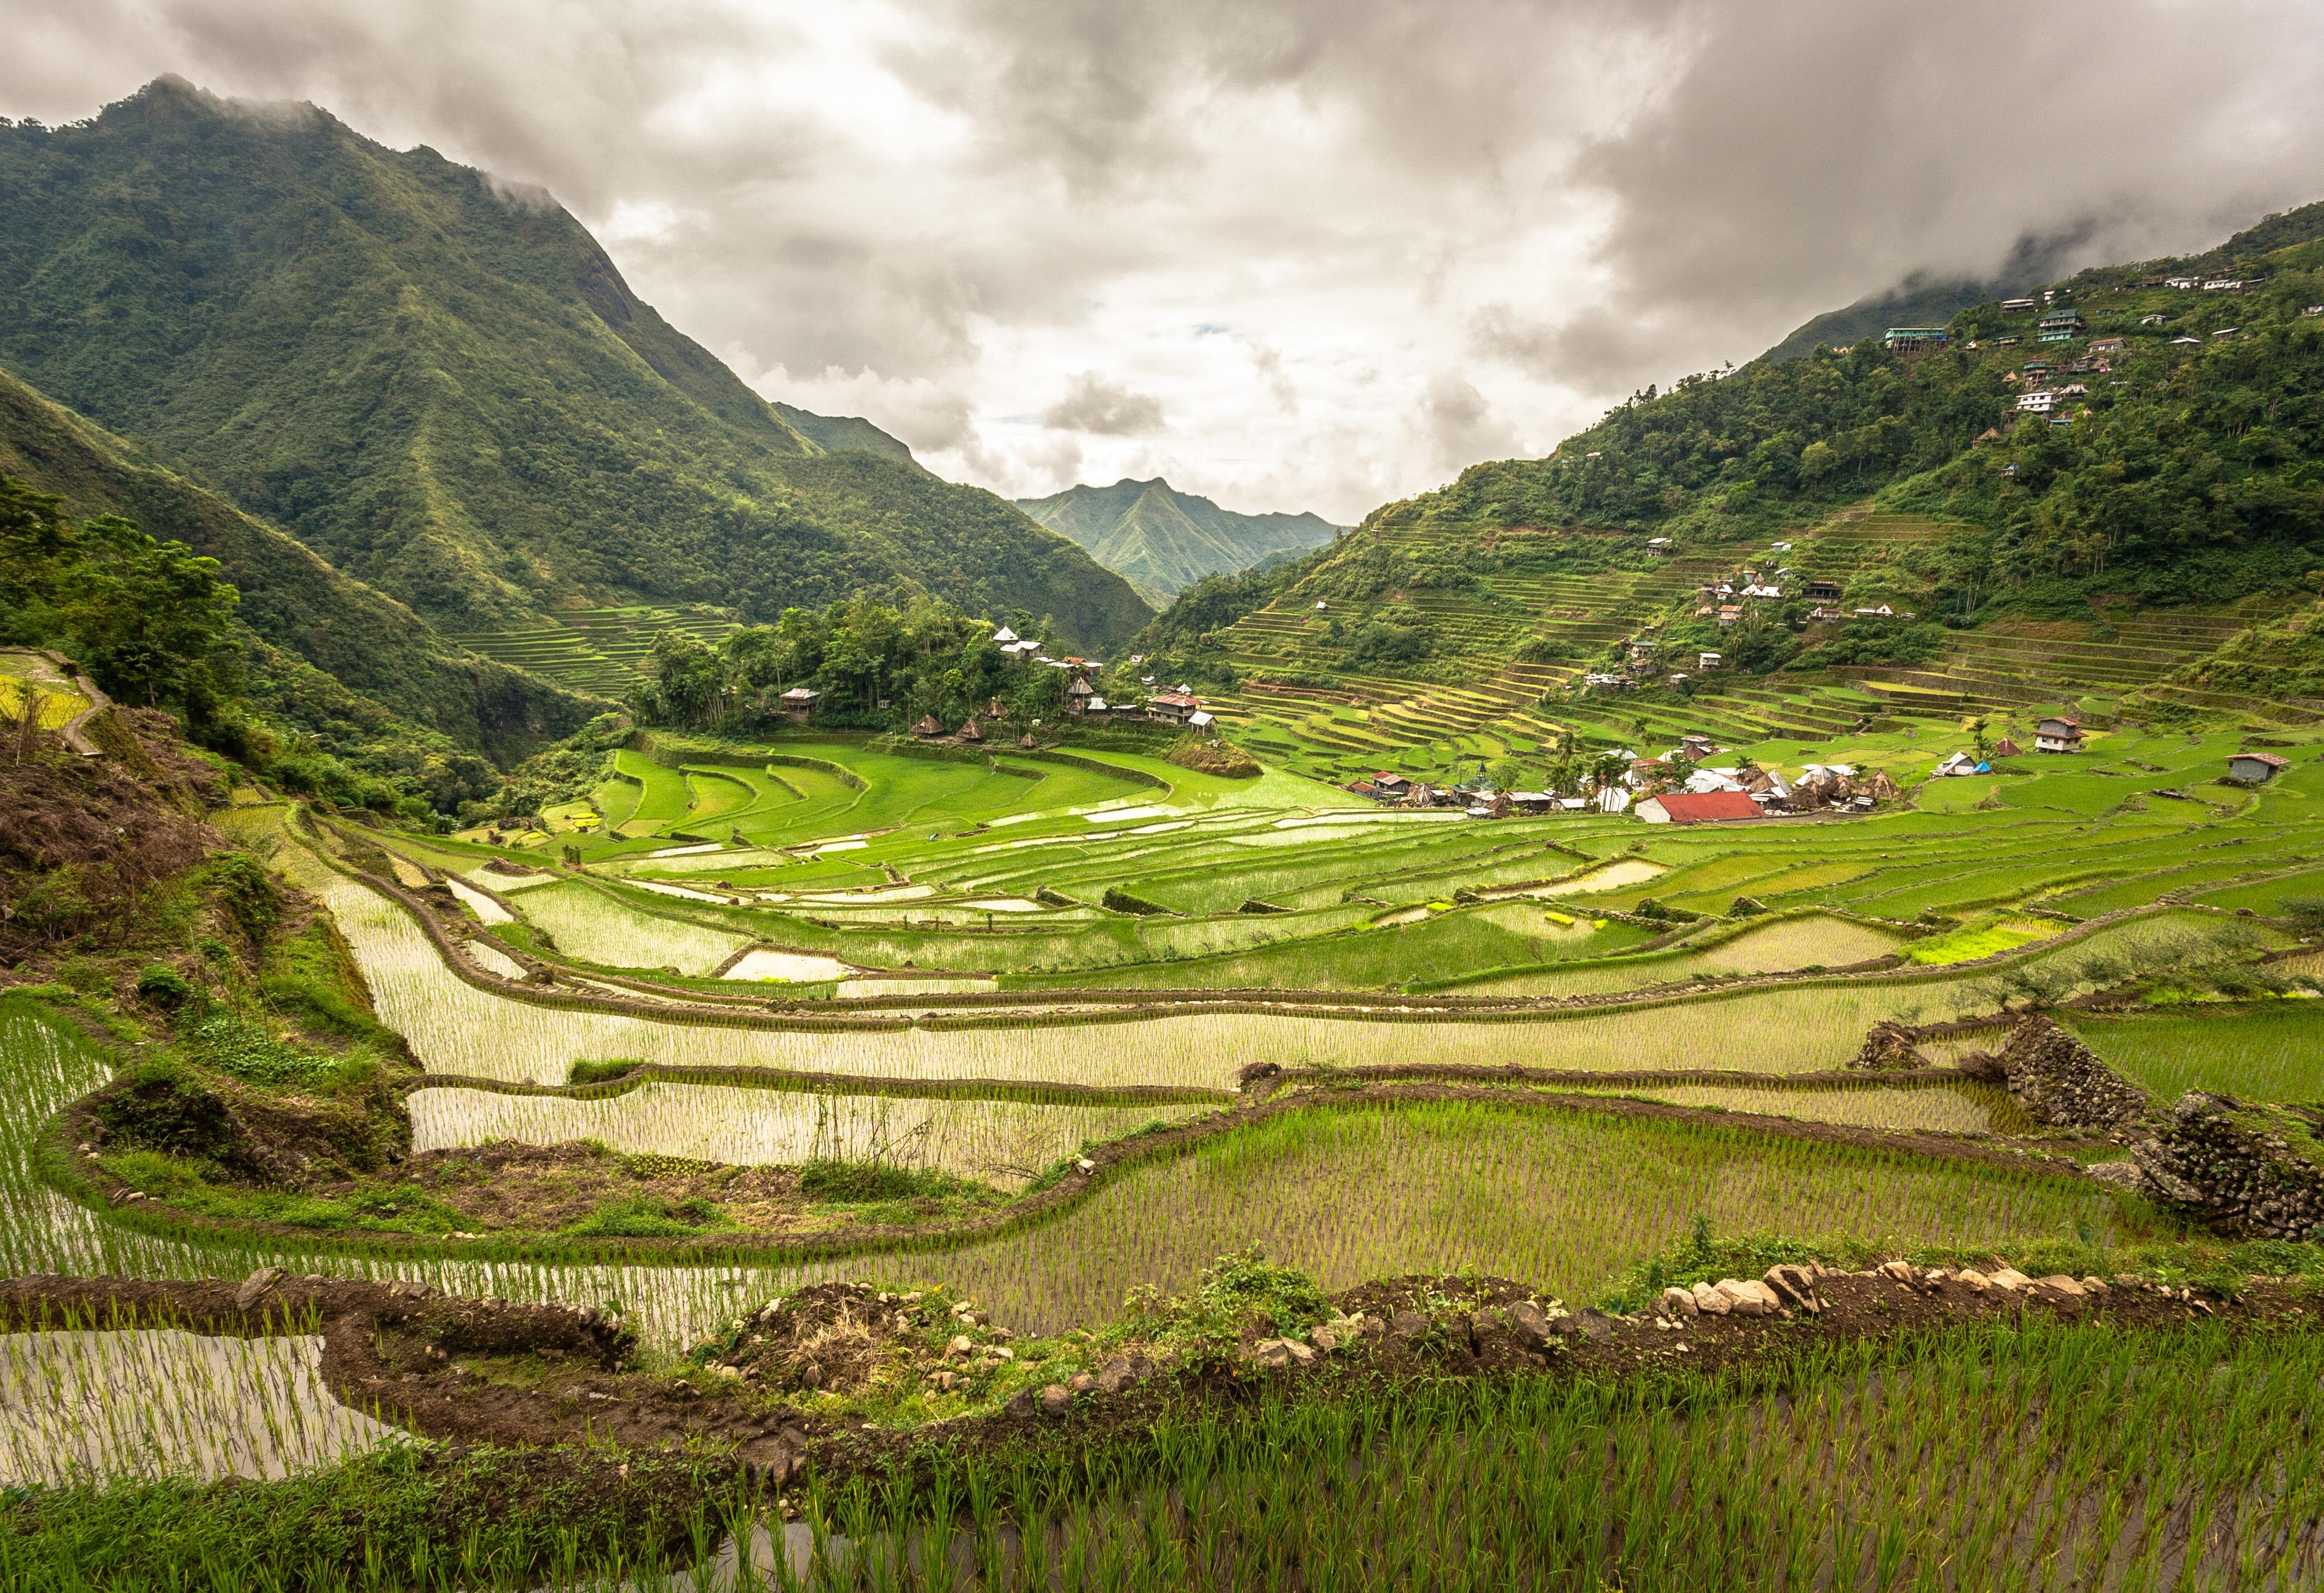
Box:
(632, 593, 1070, 733)
(0, 473, 527, 820)
(0, 476, 240, 722)
(1320, 203, 2324, 639)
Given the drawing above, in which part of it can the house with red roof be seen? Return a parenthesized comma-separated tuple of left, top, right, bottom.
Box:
(1633, 790, 1764, 825)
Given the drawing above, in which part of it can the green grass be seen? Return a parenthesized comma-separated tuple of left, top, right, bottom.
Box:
(770, 1099, 2145, 1334)
(2066, 1002, 2324, 1101)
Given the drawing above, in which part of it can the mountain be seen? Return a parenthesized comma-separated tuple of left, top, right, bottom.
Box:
(1015, 478, 1343, 605)
(0, 361, 594, 764)
(1147, 200, 2324, 781)
(772, 403, 919, 466)
(0, 77, 1148, 650)
(1762, 232, 2094, 364)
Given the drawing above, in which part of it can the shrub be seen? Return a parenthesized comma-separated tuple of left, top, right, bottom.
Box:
(569, 1058, 645, 1085)
(796, 1160, 989, 1203)
(2279, 896, 2324, 935)
(135, 964, 194, 1009)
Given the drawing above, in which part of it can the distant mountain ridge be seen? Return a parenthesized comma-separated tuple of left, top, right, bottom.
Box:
(1016, 478, 1342, 605)
(0, 77, 1147, 650)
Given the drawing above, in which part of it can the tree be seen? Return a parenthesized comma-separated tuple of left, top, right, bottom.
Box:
(61, 516, 240, 712)
(640, 631, 725, 726)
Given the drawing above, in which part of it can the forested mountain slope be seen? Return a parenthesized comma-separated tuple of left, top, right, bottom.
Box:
(1017, 477, 1341, 604)
(0, 361, 593, 765)
(0, 77, 1147, 649)
(1145, 201, 2324, 782)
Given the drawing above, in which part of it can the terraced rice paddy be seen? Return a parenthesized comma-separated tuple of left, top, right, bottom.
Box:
(2065, 1002, 2324, 1101)
(0, 1329, 400, 1487)
(25, 704, 2324, 1533)
(509, 881, 747, 974)
(409, 1083, 1212, 1190)
(761, 1101, 2123, 1333)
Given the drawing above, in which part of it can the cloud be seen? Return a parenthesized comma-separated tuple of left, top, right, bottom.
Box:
(1418, 374, 1517, 474)
(1042, 372, 1166, 436)
(4, 0, 2323, 526)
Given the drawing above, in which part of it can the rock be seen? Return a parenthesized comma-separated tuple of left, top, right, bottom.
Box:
(2086, 1160, 2148, 1192)
(2033, 1275, 2086, 1304)
(1690, 1281, 1730, 1316)
(1849, 1020, 1928, 1071)
(387, 1279, 431, 1302)
(235, 1267, 285, 1310)
(1067, 1373, 1095, 1393)
(1714, 1280, 1780, 1317)
(1511, 1299, 1558, 1345)
(1355, 1313, 1386, 1340)
(1956, 1268, 1992, 1291)
(1569, 1308, 1616, 1342)
(1467, 1310, 1499, 1347)
(709, 1363, 744, 1380)
(1095, 1356, 1135, 1393)
(1037, 1385, 1072, 1418)
(1389, 1310, 1428, 1339)
(2000, 1016, 2152, 1131)
(1877, 1259, 1915, 1284)
(945, 1334, 975, 1358)
(2133, 1092, 2324, 1240)
(2081, 1276, 2108, 1294)
(1763, 1265, 1818, 1313)
(989, 1346, 1014, 1361)
(1248, 1337, 1316, 1369)
(1660, 1286, 1700, 1320)
(1989, 1268, 2032, 1293)
(1308, 1326, 1339, 1353)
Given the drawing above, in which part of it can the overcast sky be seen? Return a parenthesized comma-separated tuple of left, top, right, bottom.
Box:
(8, 1, 2324, 524)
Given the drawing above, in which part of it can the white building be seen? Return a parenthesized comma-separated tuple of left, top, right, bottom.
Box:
(2017, 390, 2057, 414)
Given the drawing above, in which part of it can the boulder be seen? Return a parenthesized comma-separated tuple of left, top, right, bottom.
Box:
(1762, 1265, 1818, 1313)
(1389, 1310, 1429, 1339)
(2086, 1160, 2148, 1192)
(1660, 1286, 1699, 1320)
(1877, 1260, 1916, 1284)
(1569, 1308, 1617, 1342)
(1714, 1280, 1780, 1317)
(1955, 1268, 1992, 1291)
(1690, 1281, 1730, 1316)
(2000, 1016, 2151, 1131)
(2132, 1092, 2324, 1240)
(1037, 1384, 1072, 1418)
(1247, 1337, 1316, 1369)
(1509, 1299, 1556, 1347)
(1989, 1268, 2032, 1293)
(1094, 1356, 1136, 1393)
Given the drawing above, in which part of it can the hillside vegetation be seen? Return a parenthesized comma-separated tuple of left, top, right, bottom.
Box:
(0, 78, 1148, 650)
(1145, 201, 2324, 784)
(0, 364, 592, 766)
(1018, 476, 1341, 605)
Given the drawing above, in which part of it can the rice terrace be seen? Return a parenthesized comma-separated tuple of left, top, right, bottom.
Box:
(12, 32, 2324, 1593)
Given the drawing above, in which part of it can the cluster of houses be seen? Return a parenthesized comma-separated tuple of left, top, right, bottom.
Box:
(768, 622, 1214, 736)
(1348, 730, 1905, 826)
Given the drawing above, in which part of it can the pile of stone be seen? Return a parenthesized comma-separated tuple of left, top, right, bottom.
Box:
(1016, 1350, 1171, 1417)
(1848, 1021, 1928, 1071)
(1657, 1263, 1822, 1320)
(2130, 1093, 2324, 1240)
(1997, 1015, 2152, 1131)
